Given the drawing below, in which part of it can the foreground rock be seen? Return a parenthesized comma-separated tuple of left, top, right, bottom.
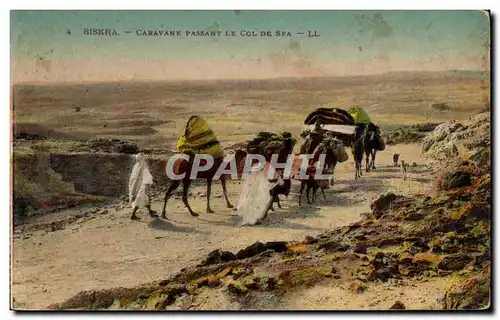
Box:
(390, 301, 406, 310)
(442, 271, 490, 310)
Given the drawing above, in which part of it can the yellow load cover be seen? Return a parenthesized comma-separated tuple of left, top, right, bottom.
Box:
(176, 116, 224, 159)
(348, 106, 372, 124)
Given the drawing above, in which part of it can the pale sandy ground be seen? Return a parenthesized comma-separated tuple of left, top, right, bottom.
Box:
(12, 143, 448, 310)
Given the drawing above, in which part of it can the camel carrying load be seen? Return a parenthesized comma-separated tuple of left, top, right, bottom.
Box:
(301, 106, 356, 155)
(301, 106, 356, 148)
(161, 115, 241, 219)
(348, 106, 385, 152)
(302, 105, 385, 152)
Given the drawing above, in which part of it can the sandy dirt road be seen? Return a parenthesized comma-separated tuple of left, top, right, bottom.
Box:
(12, 143, 432, 309)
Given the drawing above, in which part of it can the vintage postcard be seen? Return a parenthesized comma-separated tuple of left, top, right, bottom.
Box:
(11, 10, 491, 311)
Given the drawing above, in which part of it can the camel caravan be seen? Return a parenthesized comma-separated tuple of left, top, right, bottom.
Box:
(128, 105, 386, 225)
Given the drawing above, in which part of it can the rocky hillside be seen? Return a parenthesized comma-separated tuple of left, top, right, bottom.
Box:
(422, 112, 490, 166)
(383, 122, 442, 145)
(47, 112, 491, 310)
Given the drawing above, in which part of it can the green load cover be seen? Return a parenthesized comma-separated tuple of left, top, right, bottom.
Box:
(348, 106, 372, 124)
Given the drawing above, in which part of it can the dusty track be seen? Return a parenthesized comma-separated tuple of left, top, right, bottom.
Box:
(12, 144, 432, 309)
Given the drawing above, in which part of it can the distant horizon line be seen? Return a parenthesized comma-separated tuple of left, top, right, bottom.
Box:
(11, 69, 490, 86)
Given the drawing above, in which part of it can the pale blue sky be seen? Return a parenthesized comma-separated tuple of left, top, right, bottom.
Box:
(10, 10, 490, 82)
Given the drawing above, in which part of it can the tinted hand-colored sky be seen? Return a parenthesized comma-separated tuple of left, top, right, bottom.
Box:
(11, 10, 490, 83)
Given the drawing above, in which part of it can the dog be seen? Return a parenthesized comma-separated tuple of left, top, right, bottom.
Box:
(393, 153, 400, 167)
(401, 160, 409, 180)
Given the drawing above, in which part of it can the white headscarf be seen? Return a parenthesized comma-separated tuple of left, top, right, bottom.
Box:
(128, 153, 154, 204)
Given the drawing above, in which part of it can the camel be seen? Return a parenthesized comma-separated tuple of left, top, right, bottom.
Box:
(300, 129, 346, 186)
(160, 115, 248, 219)
(296, 136, 346, 206)
(160, 149, 247, 219)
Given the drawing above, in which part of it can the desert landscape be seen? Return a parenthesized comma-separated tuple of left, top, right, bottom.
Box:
(11, 71, 491, 310)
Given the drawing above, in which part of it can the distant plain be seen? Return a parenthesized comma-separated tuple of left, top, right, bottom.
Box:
(12, 71, 490, 151)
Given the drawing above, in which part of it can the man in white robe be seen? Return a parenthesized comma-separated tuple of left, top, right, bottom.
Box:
(236, 162, 282, 226)
(128, 153, 158, 220)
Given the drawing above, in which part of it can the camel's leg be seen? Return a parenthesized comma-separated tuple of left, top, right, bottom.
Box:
(269, 195, 276, 212)
(299, 181, 305, 206)
(206, 178, 214, 213)
(365, 152, 370, 173)
(146, 205, 158, 218)
(312, 185, 318, 204)
(372, 150, 377, 169)
(220, 175, 234, 209)
(130, 206, 140, 221)
(261, 197, 274, 221)
(181, 179, 199, 217)
(306, 183, 312, 204)
(276, 196, 282, 209)
(161, 180, 180, 219)
(321, 187, 327, 200)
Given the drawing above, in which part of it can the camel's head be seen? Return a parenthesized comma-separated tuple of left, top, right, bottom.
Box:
(365, 123, 381, 141)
